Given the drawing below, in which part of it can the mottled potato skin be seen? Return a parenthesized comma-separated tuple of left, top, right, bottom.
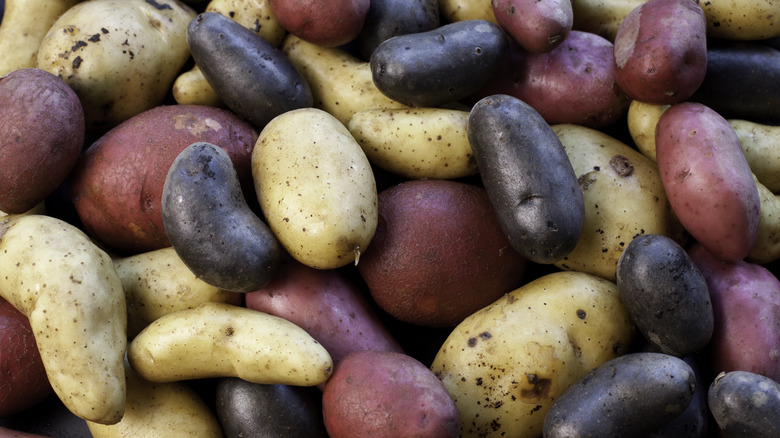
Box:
(268, 0, 370, 47)
(708, 371, 780, 438)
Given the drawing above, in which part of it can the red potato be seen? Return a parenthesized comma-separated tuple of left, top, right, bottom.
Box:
(0, 297, 52, 418)
(655, 102, 761, 263)
(613, 0, 707, 105)
(0, 68, 84, 214)
(269, 0, 370, 47)
(688, 242, 780, 382)
(492, 0, 573, 53)
(69, 104, 258, 255)
(322, 350, 460, 438)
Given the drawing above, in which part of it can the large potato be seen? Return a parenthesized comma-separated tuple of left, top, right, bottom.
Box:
(431, 271, 635, 437)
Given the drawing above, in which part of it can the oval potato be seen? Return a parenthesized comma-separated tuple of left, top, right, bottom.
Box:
(438, 0, 497, 23)
(708, 370, 780, 437)
(699, 0, 780, 40)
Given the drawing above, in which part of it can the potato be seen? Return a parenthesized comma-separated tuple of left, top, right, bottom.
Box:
(688, 242, 780, 382)
(615, 234, 713, 357)
(281, 34, 409, 125)
(626, 99, 668, 161)
(543, 352, 696, 437)
(551, 123, 684, 281)
(244, 256, 404, 365)
(0, 214, 126, 424)
(128, 302, 333, 385)
(708, 370, 780, 437)
(69, 104, 258, 255)
(346, 107, 477, 180)
(0, 68, 84, 214)
(252, 107, 378, 269)
(698, 0, 780, 40)
(438, 0, 497, 23)
(613, 0, 707, 105)
(647, 355, 710, 437)
(357, 179, 527, 327)
(431, 271, 635, 437)
(732, 119, 780, 193)
(748, 176, 780, 265)
(354, 0, 440, 60)
(269, 0, 369, 47)
(492, 0, 572, 53)
(571, 0, 646, 41)
(187, 12, 313, 130)
(322, 350, 460, 438)
(35, 0, 196, 134)
(0, 297, 52, 418)
(216, 378, 327, 438)
(0, 0, 79, 76)
(369, 19, 507, 108)
(655, 102, 761, 263)
(162, 142, 281, 292)
(468, 94, 584, 264)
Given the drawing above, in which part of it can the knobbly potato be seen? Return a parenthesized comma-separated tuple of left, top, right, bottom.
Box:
(354, 0, 440, 60)
(431, 271, 635, 437)
(128, 302, 333, 385)
(269, 0, 369, 47)
(252, 107, 378, 269)
(438, 0, 497, 23)
(35, 0, 196, 134)
(492, 0, 572, 53)
(571, 0, 647, 41)
(347, 107, 477, 179)
(697, 0, 780, 40)
(0, 214, 126, 424)
(708, 371, 780, 437)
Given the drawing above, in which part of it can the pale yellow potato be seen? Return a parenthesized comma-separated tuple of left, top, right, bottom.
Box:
(35, 0, 196, 132)
(551, 123, 685, 282)
(0, 202, 46, 218)
(128, 302, 333, 385)
(113, 247, 242, 339)
(0, 214, 126, 424)
(698, 0, 780, 40)
(280, 34, 409, 125)
(252, 108, 378, 269)
(431, 270, 635, 438)
(437, 0, 497, 24)
(626, 99, 669, 161)
(572, 0, 648, 41)
(171, 64, 225, 108)
(347, 107, 478, 179)
(0, 0, 80, 76)
(748, 175, 780, 265)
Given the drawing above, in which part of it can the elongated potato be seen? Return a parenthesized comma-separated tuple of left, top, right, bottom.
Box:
(572, 0, 647, 41)
(252, 107, 378, 269)
(698, 0, 780, 40)
(0, 214, 126, 425)
(128, 302, 333, 385)
(347, 107, 477, 179)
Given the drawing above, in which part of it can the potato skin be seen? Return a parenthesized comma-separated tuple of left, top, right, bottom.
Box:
(708, 371, 780, 438)
(615, 234, 713, 356)
(0, 68, 84, 214)
(492, 0, 572, 53)
(354, 0, 440, 60)
(468, 94, 584, 264)
(543, 352, 696, 437)
(613, 0, 707, 105)
(322, 350, 460, 438)
(269, 0, 370, 47)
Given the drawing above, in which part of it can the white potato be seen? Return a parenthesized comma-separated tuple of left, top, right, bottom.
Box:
(0, 214, 126, 424)
(252, 107, 378, 269)
(128, 302, 333, 386)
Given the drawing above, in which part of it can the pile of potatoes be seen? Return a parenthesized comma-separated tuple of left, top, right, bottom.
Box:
(1, 0, 780, 436)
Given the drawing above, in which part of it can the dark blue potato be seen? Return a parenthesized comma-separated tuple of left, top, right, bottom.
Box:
(355, 0, 440, 60)
(467, 94, 584, 264)
(369, 19, 507, 107)
(215, 377, 328, 438)
(708, 370, 780, 438)
(187, 12, 313, 130)
(161, 142, 281, 293)
(647, 355, 711, 437)
(543, 352, 697, 438)
(616, 234, 714, 357)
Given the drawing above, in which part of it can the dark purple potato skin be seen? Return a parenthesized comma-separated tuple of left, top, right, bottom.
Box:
(708, 371, 780, 438)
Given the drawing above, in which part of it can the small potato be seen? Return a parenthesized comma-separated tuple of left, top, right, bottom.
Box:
(626, 99, 668, 161)
(708, 370, 780, 437)
(492, 0, 572, 53)
(269, 0, 370, 47)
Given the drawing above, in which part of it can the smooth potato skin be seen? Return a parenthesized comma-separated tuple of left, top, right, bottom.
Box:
(655, 102, 760, 263)
(269, 0, 369, 47)
(0, 68, 84, 214)
(354, 0, 439, 59)
(708, 371, 780, 438)
(492, 0, 572, 53)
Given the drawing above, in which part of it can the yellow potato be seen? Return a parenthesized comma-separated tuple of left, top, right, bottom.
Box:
(0, 214, 126, 424)
(626, 99, 669, 161)
(698, 0, 780, 40)
(437, 0, 497, 24)
(35, 0, 196, 133)
(748, 175, 780, 265)
(171, 64, 225, 108)
(252, 107, 378, 269)
(127, 302, 333, 386)
(87, 359, 224, 437)
(572, 0, 647, 41)
(0, 0, 80, 76)
(113, 247, 242, 339)
(431, 270, 634, 438)
(280, 34, 408, 125)
(347, 107, 478, 179)
(552, 123, 685, 281)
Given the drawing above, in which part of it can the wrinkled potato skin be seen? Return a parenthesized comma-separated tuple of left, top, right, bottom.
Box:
(431, 271, 634, 438)
(696, 0, 780, 40)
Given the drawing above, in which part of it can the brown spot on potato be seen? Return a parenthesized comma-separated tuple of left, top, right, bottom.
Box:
(609, 155, 634, 177)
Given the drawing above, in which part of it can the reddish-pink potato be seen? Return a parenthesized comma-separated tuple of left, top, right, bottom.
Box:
(613, 0, 707, 105)
(322, 350, 460, 438)
(269, 0, 370, 47)
(492, 0, 572, 53)
(357, 179, 526, 328)
(688, 243, 780, 382)
(655, 102, 761, 263)
(0, 68, 84, 214)
(0, 297, 52, 418)
(69, 105, 258, 255)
